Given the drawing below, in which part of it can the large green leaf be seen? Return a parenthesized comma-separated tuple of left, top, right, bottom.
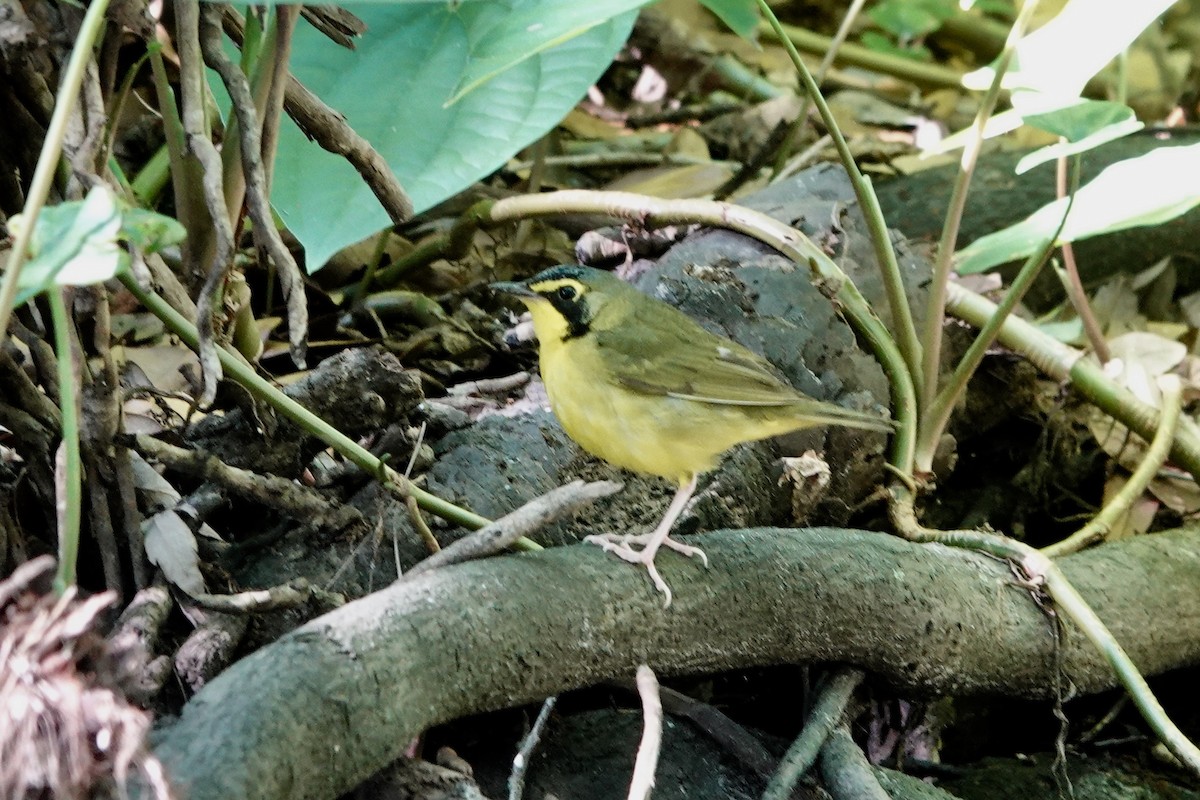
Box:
(963, 0, 1176, 95)
(698, 0, 760, 39)
(273, 3, 637, 271)
(445, 1, 647, 105)
(956, 143, 1200, 274)
(933, 0, 1172, 158)
(1014, 98, 1143, 174)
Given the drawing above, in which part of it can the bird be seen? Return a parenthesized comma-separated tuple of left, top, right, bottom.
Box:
(492, 265, 892, 607)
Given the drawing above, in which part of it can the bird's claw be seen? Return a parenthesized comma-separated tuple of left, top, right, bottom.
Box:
(583, 533, 708, 607)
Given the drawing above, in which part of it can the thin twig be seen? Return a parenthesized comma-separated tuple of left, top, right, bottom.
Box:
(775, 134, 832, 182)
(508, 696, 557, 800)
(190, 579, 343, 614)
(133, 434, 366, 533)
(221, 8, 413, 224)
(404, 480, 621, 579)
(448, 373, 531, 397)
(775, 0, 867, 175)
(628, 665, 663, 800)
(402, 422, 438, 560)
(1057, 150, 1110, 362)
(257, 6, 298, 195)
(174, 0, 236, 406)
(1079, 695, 1129, 744)
(199, 4, 308, 368)
(762, 668, 864, 800)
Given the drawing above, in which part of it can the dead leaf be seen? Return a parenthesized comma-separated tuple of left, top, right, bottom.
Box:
(143, 509, 205, 596)
(114, 344, 200, 396)
(128, 451, 181, 511)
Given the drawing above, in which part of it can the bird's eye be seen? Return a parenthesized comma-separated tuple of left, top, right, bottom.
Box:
(556, 285, 577, 302)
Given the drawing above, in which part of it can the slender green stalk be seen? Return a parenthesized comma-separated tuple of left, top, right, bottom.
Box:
(919, 0, 1041, 422)
(915, 155, 1078, 471)
(773, 0, 867, 177)
(945, 284, 1200, 482)
(148, 46, 209, 253)
(240, 7, 267, 72)
(916, 235, 1055, 471)
(118, 272, 539, 548)
(130, 145, 172, 206)
(351, 230, 392, 302)
(49, 289, 83, 593)
(891, 486, 1200, 777)
(1043, 377, 1182, 558)
(0, 0, 113, 338)
(101, 46, 154, 170)
(766, 22, 964, 90)
(1056, 152, 1110, 362)
(1027, 547, 1200, 775)
(711, 54, 784, 102)
(755, 0, 921, 423)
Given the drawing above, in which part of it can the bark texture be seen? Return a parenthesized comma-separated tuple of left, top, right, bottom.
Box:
(153, 526, 1200, 800)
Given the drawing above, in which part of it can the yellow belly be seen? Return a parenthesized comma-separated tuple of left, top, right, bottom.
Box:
(538, 337, 804, 484)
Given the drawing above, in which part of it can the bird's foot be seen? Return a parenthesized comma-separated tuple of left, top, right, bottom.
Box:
(583, 533, 709, 608)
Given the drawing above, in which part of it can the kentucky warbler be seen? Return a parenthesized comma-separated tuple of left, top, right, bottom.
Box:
(493, 265, 891, 607)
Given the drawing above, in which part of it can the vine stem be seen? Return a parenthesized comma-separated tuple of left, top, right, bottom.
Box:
(755, 0, 921, 415)
(1042, 377, 1183, 558)
(919, 0, 1043, 421)
(49, 289, 82, 593)
(0, 0, 113, 337)
(945, 283, 1200, 482)
(890, 483, 1200, 777)
(118, 272, 538, 548)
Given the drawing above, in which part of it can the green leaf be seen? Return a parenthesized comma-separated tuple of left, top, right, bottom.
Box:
(698, 0, 760, 40)
(963, 0, 1176, 95)
(272, 3, 636, 271)
(1014, 120, 1143, 175)
(1018, 97, 1136, 142)
(1012, 96, 1144, 174)
(927, 97, 1140, 160)
(858, 30, 932, 62)
(868, 0, 955, 39)
(956, 143, 1200, 274)
(9, 186, 126, 305)
(120, 207, 188, 253)
(445, 0, 649, 105)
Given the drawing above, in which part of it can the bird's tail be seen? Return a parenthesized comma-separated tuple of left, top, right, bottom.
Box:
(792, 399, 895, 433)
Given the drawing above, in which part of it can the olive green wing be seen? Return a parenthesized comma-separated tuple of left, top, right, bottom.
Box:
(593, 317, 803, 407)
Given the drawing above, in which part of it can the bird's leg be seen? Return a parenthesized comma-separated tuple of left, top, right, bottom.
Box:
(584, 476, 708, 607)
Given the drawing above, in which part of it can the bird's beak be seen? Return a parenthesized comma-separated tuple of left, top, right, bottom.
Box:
(491, 280, 536, 298)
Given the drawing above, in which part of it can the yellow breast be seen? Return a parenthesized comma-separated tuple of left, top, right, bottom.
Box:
(537, 332, 800, 484)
